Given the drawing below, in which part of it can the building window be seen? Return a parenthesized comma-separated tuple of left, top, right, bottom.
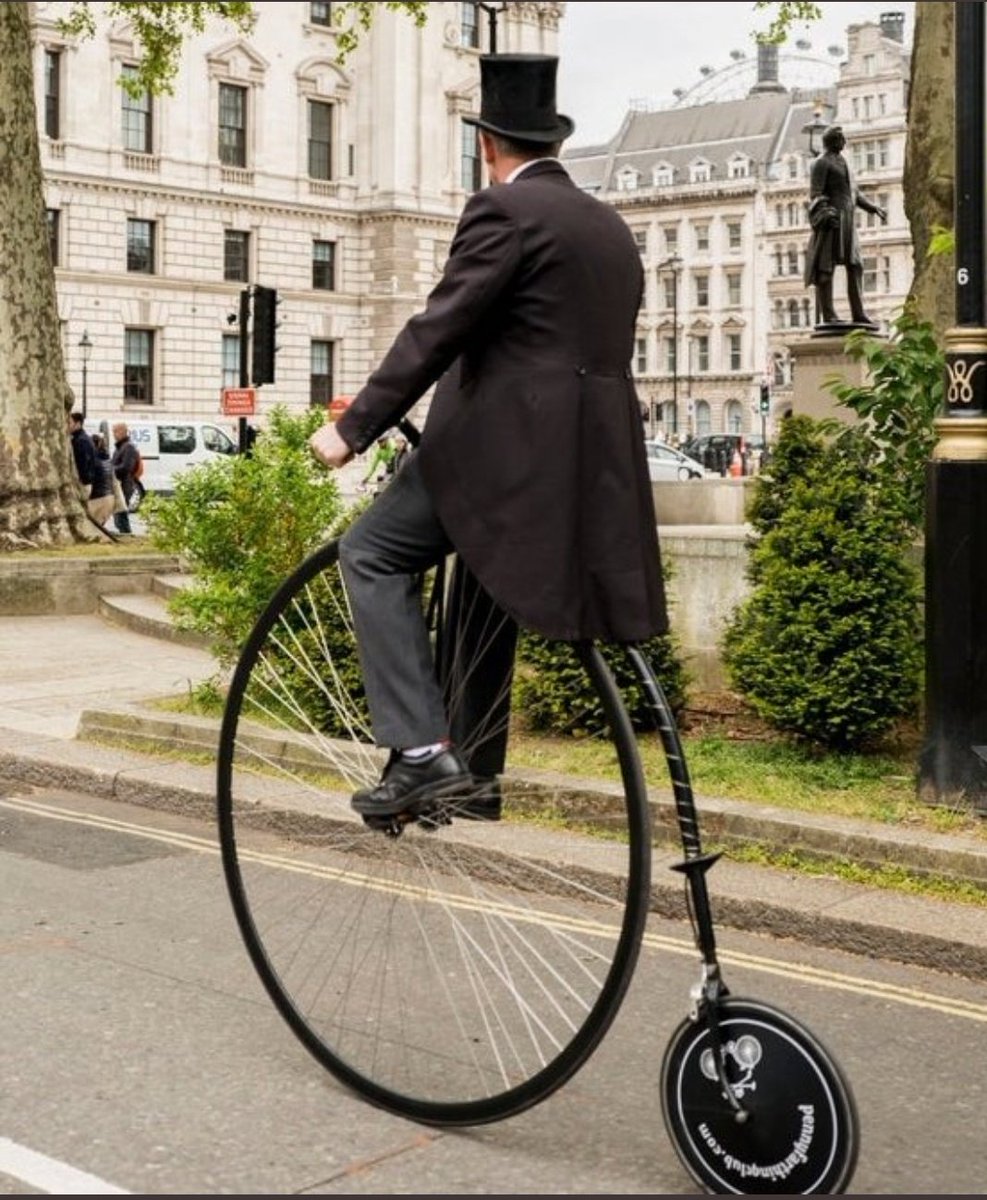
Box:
(690, 160, 711, 183)
(616, 168, 639, 192)
(727, 333, 742, 371)
(773, 352, 787, 386)
(662, 274, 676, 308)
(46, 209, 60, 266)
(635, 337, 647, 375)
(726, 271, 741, 306)
(663, 337, 677, 374)
(786, 245, 799, 275)
(223, 230, 249, 282)
(313, 239, 336, 290)
(653, 164, 673, 187)
(124, 328, 154, 403)
(310, 339, 334, 407)
(219, 82, 247, 167)
(786, 156, 800, 179)
(664, 227, 678, 254)
(694, 224, 709, 252)
(695, 336, 709, 372)
(308, 99, 333, 179)
(121, 64, 152, 153)
(694, 399, 711, 435)
(633, 227, 648, 253)
(863, 255, 892, 293)
(44, 49, 61, 140)
(727, 221, 742, 249)
(724, 399, 743, 433)
(461, 2, 480, 48)
(728, 156, 749, 179)
(788, 298, 800, 328)
(461, 120, 481, 192)
(127, 218, 156, 274)
(311, 1, 332, 25)
(695, 273, 709, 308)
(222, 333, 241, 389)
(864, 192, 890, 227)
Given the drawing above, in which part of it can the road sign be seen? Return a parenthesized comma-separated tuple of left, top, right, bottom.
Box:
(222, 387, 256, 416)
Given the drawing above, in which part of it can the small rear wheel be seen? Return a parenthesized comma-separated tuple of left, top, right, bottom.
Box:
(660, 997, 859, 1194)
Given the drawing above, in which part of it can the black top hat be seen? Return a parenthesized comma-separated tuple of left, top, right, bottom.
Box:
(464, 54, 575, 144)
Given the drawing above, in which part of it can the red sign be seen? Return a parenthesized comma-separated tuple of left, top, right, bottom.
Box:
(328, 395, 352, 421)
(222, 387, 256, 416)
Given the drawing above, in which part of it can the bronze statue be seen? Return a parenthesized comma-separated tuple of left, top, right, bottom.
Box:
(804, 125, 888, 329)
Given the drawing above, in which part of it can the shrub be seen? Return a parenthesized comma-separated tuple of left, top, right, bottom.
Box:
(514, 629, 689, 739)
(142, 407, 349, 665)
(824, 306, 944, 528)
(723, 423, 921, 751)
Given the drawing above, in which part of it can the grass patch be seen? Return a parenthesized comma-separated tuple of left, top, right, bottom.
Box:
(1, 540, 169, 559)
(716, 840, 987, 908)
(141, 686, 987, 844)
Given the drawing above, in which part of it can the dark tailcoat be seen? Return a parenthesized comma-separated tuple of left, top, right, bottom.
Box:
(336, 160, 667, 642)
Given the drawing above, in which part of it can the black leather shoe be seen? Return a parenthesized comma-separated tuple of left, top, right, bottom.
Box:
(352, 747, 474, 818)
(453, 777, 502, 822)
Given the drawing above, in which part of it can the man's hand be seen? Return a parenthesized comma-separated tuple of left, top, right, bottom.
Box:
(309, 421, 355, 469)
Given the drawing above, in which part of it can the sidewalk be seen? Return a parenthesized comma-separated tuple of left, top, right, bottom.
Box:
(3, 605, 987, 983)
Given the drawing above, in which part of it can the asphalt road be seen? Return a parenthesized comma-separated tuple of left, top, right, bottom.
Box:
(2, 783, 986, 1195)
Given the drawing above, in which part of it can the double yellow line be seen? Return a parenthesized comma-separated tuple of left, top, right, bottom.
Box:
(5, 792, 986, 1024)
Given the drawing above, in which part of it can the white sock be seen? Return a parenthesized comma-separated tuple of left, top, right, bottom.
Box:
(401, 741, 448, 761)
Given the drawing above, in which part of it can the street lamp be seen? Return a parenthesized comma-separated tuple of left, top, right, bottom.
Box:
(800, 104, 829, 158)
(479, 2, 507, 52)
(78, 329, 93, 420)
(659, 254, 682, 438)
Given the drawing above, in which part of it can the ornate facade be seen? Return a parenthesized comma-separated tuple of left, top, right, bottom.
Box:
(31, 1, 562, 427)
(562, 13, 911, 441)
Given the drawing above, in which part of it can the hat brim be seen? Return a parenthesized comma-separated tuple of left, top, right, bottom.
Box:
(464, 113, 575, 143)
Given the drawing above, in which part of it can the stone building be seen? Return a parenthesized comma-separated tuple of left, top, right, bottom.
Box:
(561, 12, 912, 443)
(31, 1, 562, 428)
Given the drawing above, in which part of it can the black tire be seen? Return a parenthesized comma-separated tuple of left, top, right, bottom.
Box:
(217, 538, 651, 1126)
(661, 997, 859, 1194)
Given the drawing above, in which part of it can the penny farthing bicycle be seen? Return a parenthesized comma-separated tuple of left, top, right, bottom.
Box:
(216, 423, 859, 1194)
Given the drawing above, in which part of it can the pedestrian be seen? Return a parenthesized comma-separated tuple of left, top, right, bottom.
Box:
(360, 434, 397, 491)
(309, 53, 667, 822)
(87, 432, 115, 527)
(804, 124, 887, 327)
(110, 421, 140, 534)
(68, 411, 96, 500)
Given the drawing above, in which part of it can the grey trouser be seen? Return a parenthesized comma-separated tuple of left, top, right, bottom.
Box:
(338, 450, 516, 769)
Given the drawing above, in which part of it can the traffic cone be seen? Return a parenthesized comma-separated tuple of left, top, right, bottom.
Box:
(729, 448, 743, 478)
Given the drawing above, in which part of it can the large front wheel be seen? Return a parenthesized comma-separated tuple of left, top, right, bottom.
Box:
(217, 539, 651, 1126)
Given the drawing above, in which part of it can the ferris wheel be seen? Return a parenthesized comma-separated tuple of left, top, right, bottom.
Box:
(665, 40, 843, 108)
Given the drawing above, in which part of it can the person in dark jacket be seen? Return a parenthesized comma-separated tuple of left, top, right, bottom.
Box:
(68, 411, 96, 500)
(309, 54, 666, 819)
(87, 432, 115, 526)
(111, 422, 140, 534)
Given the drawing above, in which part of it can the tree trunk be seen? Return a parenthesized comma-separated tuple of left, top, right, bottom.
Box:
(0, 3, 94, 550)
(903, 0, 954, 339)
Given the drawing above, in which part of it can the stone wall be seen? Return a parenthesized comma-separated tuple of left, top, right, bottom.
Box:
(0, 555, 179, 616)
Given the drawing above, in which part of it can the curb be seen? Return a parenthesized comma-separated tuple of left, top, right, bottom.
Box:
(3, 721, 987, 983)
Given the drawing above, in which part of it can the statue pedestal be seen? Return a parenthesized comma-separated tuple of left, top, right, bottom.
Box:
(788, 329, 884, 424)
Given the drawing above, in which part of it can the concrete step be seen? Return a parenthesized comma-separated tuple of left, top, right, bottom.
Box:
(151, 572, 192, 600)
(97, 590, 209, 649)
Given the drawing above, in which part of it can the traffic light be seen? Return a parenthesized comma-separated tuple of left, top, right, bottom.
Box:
(759, 382, 771, 415)
(251, 285, 278, 386)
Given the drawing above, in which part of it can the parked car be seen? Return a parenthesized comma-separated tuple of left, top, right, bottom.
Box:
(681, 433, 766, 476)
(87, 415, 238, 497)
(644, 439, 707, 482)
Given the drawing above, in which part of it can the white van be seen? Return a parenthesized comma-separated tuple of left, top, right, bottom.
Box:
(89, 416, 238, 496)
